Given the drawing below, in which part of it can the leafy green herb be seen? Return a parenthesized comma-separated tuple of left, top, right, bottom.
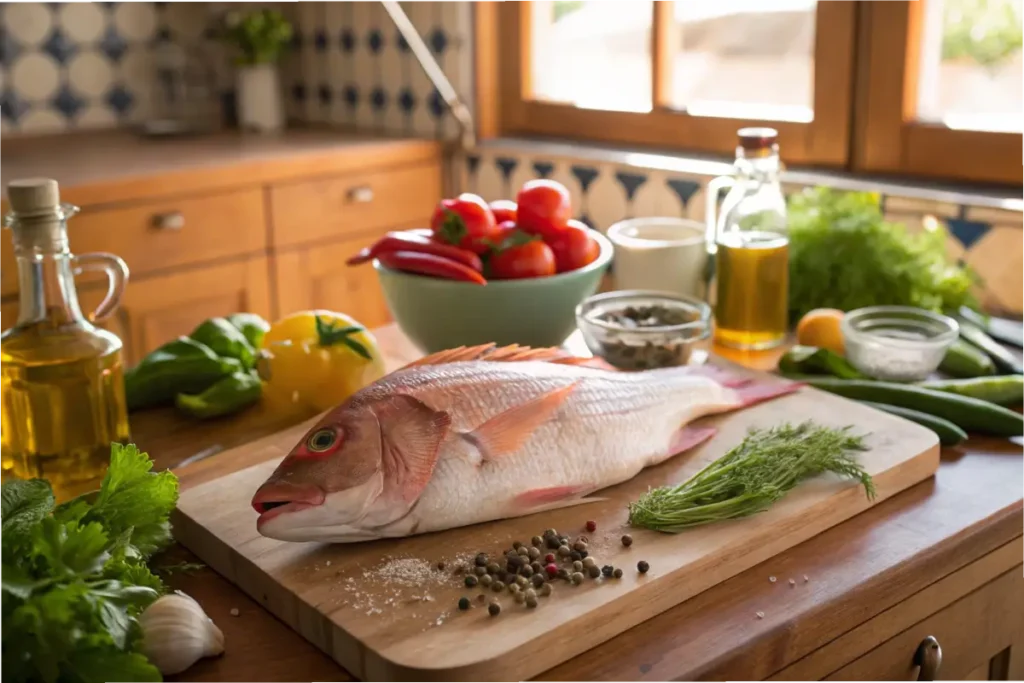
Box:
(787, 187, 977, 321)
(628, 422, 874, 532)
(2, 443, 178, 683)
(218, 9, 293, 66)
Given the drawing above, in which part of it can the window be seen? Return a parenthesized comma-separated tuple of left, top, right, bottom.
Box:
(482, 0, 1022, 185)
(855, 0, 1022, 184)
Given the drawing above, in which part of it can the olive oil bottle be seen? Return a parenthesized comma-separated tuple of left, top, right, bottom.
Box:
(706, 128, 789, 350)
(1, 178, 131, 501)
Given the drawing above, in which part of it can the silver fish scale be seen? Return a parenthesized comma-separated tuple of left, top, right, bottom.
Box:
(371, 361, 739, 537)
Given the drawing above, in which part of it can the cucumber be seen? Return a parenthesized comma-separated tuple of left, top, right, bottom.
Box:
(918, 376, 1024, 407)
(856, 400, 967, 446)
(802, 377, 1024, 437)
(939, 339, 995, 378)
(957, 321, 1024, 375)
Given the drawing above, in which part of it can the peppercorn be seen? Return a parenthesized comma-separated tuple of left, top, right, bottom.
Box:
(573, 540, 588, 552)
(543, 528, 558, 538)
(528, 546, 541, 560)
(437, 561, 446, 571)
(486, 562, 500, 574)
(579, 550, 589, 559)
(531, 573, 546, 588)
(546, 535, 561, 549)
(507, 554, 522, 570)
(512, 541, 523, 551)
(582, 557, 597, 569)
(531, 535, 544, 547)
(539, 583, 552, 597)
(571, 572, 585, 585)
(524, 588, 537, 599)
(638, 561, 650, 574)
(586, 520, 597, 532)
(557, 568, 570, 580)
(480, 574, 493, 587)
(475, 566, 487, 577)
(498, 571, 512, 583)
(572, 560, 583, 572)
(588, 565, 601, 579)
(621, 534, 633, 547)
(545, 563, 558, 578)
(569, 551, 582, 562)
(517, 546, 529, 557)
(601, 565, 614, 577)
(516, 575, 529, 588)
(613, 568, 623, 579)
(509, 581, 521, 592)
(465, 575, 478, 588)
(514, 591, 526, 604)
(526, 595, 538, 608)
(578, 535, 589, 544)
(557, 545, 571, 558)
(559, 537, 571, 549)
(488, 601, 501, 616)
(544, 553, 555, 564)
(531, 561, 543, 574)
(475, 553, 488, 567)
(521, 564, 534, 578)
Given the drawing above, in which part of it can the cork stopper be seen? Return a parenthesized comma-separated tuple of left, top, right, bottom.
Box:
(737, 128, 778, 151)
(7, 178, 61, 217)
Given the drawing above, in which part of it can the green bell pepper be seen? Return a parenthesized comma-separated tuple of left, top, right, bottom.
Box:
(190, 317, 257, 369)
(226, 312, 271, 350)
(175, 370, 262, 419)
(125, 337, 241, 411)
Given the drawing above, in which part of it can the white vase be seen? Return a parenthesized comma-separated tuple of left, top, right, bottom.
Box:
(236, 64, 284, 133)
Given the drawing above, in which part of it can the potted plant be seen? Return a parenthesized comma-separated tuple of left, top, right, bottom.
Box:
(220, 9, 293, 133)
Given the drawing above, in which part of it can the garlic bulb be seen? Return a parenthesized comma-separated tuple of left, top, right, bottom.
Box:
(139, 591, 225, 675)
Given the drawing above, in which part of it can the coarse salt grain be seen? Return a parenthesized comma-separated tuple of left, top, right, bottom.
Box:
(230, 608, 240, 617)
(788, 578, 796, 587)
(755, 611, 765, 619)
(769, 576, 776, 583)
(325, 560, 332, 566)
(803, 574, 809, 583)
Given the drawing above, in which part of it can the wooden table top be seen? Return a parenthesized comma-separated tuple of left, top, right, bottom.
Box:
(132, 325, 1023, 682)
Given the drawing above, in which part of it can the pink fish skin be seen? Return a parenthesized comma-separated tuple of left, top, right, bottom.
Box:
(251, 345, 798, 543)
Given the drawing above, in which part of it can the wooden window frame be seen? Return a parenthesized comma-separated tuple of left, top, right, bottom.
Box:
(484, 1, 857, 167)
(852, 1, 1023, 185)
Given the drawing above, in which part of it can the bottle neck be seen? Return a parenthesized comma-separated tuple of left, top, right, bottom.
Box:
(734, 147, 781, 184)
(9, 211, 86, 327)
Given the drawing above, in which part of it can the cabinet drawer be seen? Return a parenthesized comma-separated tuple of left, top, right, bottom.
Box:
(827, 568, 1024, 681)
(269, 162, 441, 248)
(1, 188, 267, 297)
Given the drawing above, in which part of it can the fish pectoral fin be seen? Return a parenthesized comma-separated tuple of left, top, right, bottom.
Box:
(466, 382, 579, 461)
(374, 394, 452, 504)
(514, 485, 603, 515)
(646, 424, 719, 467)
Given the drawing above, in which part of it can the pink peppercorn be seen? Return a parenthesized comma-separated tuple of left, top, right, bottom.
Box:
(545, 563, 558, 578)
(544, 553, 555, 564)
(585, 520, 597, 532)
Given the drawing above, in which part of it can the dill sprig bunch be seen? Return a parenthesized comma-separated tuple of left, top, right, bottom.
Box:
(628, 422, 875, 532)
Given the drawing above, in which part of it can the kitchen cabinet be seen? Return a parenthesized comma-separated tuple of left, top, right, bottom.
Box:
(273, 237, 395, 330)
(0, 130, 445, 364)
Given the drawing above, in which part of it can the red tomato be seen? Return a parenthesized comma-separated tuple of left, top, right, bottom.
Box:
(489, 239, 556, 280)
(430, 193, 500, 254)
(548, 219, 600, 273)
(516, 180, 572, 240)
(493, 220, 519, 247)
(489, 199, 517, 225)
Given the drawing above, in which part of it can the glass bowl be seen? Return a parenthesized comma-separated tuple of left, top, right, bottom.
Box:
(841, 306, 959, 382)
(576, 290, 712, 370)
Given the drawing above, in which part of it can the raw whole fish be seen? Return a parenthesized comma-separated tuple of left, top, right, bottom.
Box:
(251, 344, 798, 542)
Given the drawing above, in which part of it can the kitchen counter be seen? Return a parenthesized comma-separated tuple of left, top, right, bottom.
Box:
(0, 128, 443, 207)
(130, 325, 1024, 682)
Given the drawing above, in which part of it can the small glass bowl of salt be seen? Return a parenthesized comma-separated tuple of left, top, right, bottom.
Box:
(841, 306, 959, 382)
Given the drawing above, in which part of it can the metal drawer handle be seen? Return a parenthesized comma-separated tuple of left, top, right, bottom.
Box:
(152, 211, 185, 230)
(914, 636, 942, 681)
(347, 186, 374, 203)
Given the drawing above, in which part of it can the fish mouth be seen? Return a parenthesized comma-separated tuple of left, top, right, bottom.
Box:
(251, 482, 326, 526)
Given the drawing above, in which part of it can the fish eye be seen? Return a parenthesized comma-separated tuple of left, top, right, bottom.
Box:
(307, 428, 337, 453)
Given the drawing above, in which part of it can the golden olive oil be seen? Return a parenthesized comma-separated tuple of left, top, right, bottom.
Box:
(714, 231, 789, 350)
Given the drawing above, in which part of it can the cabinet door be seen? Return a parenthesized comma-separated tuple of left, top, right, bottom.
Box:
(827, 568, 1024, 681)
(273, 238, 391, 329)
(118, 257, 272, 362)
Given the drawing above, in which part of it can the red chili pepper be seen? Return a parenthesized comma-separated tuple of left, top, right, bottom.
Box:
(377, 250, 487, 285)
(347, 231, 483, 272)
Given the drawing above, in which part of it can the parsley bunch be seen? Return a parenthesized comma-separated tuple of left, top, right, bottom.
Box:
(787, 187, 978, 321)
(2, 444, 178, 683)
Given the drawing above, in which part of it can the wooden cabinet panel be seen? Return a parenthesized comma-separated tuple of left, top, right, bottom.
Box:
(1, 187, 267, 298)
(269, 162, 441, 248)
(273, 238, 391, 329)
(827, 568, 1024, 681)
(118, 257, 272, 363)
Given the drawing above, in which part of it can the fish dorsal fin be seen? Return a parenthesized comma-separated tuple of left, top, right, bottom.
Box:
(399, 343, 600, 371)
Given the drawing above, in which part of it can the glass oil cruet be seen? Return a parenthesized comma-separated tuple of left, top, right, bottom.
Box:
(1, 178, 131, 501)
(705, 128, 789, 350)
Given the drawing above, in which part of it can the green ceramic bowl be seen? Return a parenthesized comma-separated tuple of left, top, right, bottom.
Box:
(374, 231, 613, 352)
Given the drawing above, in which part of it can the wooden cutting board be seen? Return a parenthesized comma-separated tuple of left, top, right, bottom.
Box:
(173, 374, 939, 682)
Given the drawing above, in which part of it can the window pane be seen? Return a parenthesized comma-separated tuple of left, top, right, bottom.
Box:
(668, 0, 816, 122)
(916, 0, 1022, 132)
(529, 1, 653, 112)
